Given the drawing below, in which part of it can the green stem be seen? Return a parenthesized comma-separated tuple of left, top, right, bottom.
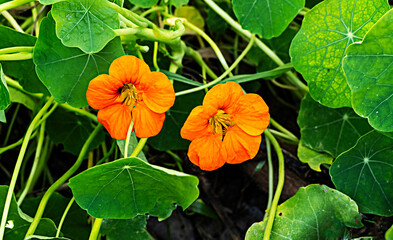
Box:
(59, 104, 97, 123)
(203, 0, 308, 93)
(0, 131, 37, 155)
(175, 34, 255, 96)
(107, 1, 152, 28)
(269, 129, 298, 144)
(25, 124, 102, 237)
(270, 118, 299, 143)
(130, 138, 147, 158)
(3, 104, 20, 146)
(166, 150, 183, 172)
(263, 129, 285, 240)
(140, 6, 165, 17)
(0, 52, 33, 61)
(124, 121, 134, 158)
(56, 197, 75, 237)
(89, 218, 103, 240)
(265, 136, 273, 211)
(153, 41, 160, 71)
(0, 97, 54, 240)
(0, 0, 35, 13)
(96, 141, 116, 165)
(185, 47, 218, 79)
(1, 10, 23, 32)
(17, 121, 46, 206)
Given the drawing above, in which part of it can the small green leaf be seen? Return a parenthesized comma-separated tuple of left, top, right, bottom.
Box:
(343, 9, 393, 132)
(298, 94, 372, 157)
(330, 130, 393, 216)
(45, 108, 105, 156)
(69, 157, 199, 219)
(34, 13, 124, 108)
(169, 0, 188, 7)
(116, 134, 147, 161)
(245, 184, 363, 240)
(297, 140, 333, 172)
(386, 225, 393, 240)
(52, 0, 119, 53)
(9, 87, 37, 111)
(290, 0, 389, 108)
(128, 0, 157, 8)
(100, 216, 149, 240)
(0, 63, 10, 110)
(0, 26, 48, 94)
(174, 6, 204, 35)
(233, 0, 305, 39)
(0, 110, 5, 123)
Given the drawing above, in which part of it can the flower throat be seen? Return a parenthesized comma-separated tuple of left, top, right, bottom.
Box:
(209, 109, 233, 136)
(120, 83, 141, 108)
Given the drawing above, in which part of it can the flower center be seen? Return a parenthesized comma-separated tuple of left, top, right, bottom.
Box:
(120, 83, 141, 108)
(209, 109, 233, 136)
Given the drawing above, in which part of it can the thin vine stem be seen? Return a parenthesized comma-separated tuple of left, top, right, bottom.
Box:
(263, 129, 285, 240)
(0, 0, 35, 13)
(56, 197, 75, 237)
(124, 121, 135, 158)
(175, 34, 255, 96)
(270, 118, 299, 143)
(89, 218, 103, 240)
(0, 97, 54, 239)
(3, 104, 20, 146)
(1, 10, 23, 32)
(265, 136, 273, 211)
(130, 138, 148, 158)
(0, 52, 33, 61)
(25, 124, 103, 237)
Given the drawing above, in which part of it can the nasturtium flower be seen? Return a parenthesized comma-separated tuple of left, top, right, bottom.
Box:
(180, 81, 270, 171)
(86, 55, 175, 140)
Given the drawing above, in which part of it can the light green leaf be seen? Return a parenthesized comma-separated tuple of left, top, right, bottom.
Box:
(128, 0, 157, 8)
(34, 13, 124, 108)
(298, 94, 372, 157)
(169, 0, 188, 7)
(0, 110, 5, 123)
(174, 6, 204, 35)
(386, 225, 393, 240)
(69, 157, 199, 219)
(0, 63, 10, 110)
(343, 9, 393, 132)
(100, 216, 149, 240)
(52, 0, 119, 53)
(233, 0, 305, 39)
(45, 108, 105, 156)
(330, 130, 393, 216)
(297, 140, 333, 172)
(9, 87, 37, 111)
(245, 184, 363, 240)
(290, 0, 389, 108)
(116, 134, 147, 161)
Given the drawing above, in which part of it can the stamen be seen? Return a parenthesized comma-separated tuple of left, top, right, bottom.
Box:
(209, 109, 234, 137)
(120, 83, 141, 108)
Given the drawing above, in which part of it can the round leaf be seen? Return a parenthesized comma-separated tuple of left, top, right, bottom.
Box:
(245, 184, 363, 239)
(330, 130, 393, 216)
(343, 9, 393, 132)
(69, 157, 199, 219)
(233, 0, 305, 39)
(290, 0, 389, 108)
(34, 13, 124, 108)
(298, 94, 372, 157)
(52, 0, 119, 53)
(297, 140, 333, 172)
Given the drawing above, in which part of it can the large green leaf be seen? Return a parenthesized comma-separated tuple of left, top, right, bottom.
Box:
(0, 63, 10, 110)
(245, 184, 363, 239)
(343, 9, 393, 132)
(233, 0, 304, 39)
(0, 186, 59, 240)
(52, 0, 119, 53)
(290, 0, 389, 108)
(69, 157, 199, 219)
(330, 130, 393, 216)
(298, 94, 372, 157)
(297, 140, 333, 172)
(100, 216, 150, 240)
(0, 26, 48, 94)
(34, 13, 124, 108)
(21, 193, 90, 240)
(45, 108, 105, 156)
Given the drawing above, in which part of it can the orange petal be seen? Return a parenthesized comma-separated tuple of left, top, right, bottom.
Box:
(138, 72, 175, 113)
(132, 101, 165, 138)
(97, 104, 131, 140)
(203, 81, 243, 113)
(86, 74, 122, 110)
(223, 125, 261, 164)
(232, 94, 270, 136)
(180, 106, 212, 141)
(187, 134, 226, 171)
(109, 55, 151, 85)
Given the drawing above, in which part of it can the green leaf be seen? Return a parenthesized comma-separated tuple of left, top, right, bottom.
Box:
(161, 70, 203, 87)
(149, 82, 204, 151)
(0, 186, 59, 240)
(52, 0, 119, 53)
(386, 225, 393, 240)
(290, 0, 389, 108)
(26, 237, 70, 240)
(116, 134, 147, 161)
(297, 140, 333, 172)
(330, 130, 393, 216)
(21, 193, 90, 240)
(169, 0, 188, 7)
(174, 6, 204, 35)
(245, 184, 363, 240)
(0, 63, 10, 110)
(206, 2, 231, 34)
(343, 9, 393, 132)
(34, 13, 124, 108)
(100, 216, 150, 240)
(233, 0, 304, 39)
(0, 26, 48, 94)
(128, 0, 157, 8)
(0, 110, 5, 123)
(45, 108, 105, 156)
(298, 94, 372, 157)
(69, 157, 199, 219)
(9, 87, 37, 111)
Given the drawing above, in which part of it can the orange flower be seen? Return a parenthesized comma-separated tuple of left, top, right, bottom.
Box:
(180, 81, 270, 171)
(86, 55, 175, 140)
